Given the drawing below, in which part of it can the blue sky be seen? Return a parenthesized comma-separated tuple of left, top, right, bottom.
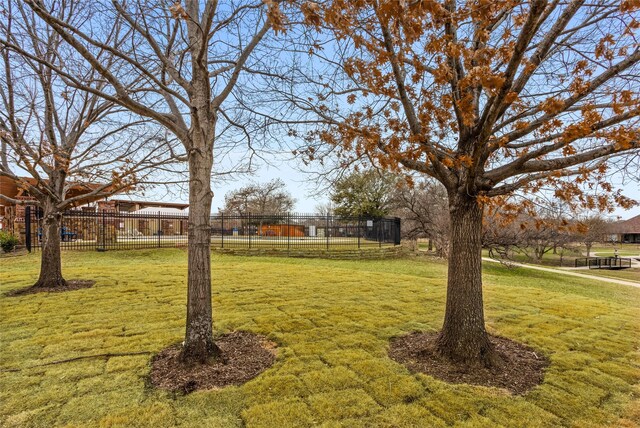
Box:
(138, 148, 640, 221)
(221, 166, 640, 220)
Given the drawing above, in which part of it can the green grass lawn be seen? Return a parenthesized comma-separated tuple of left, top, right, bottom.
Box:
(588, 243, 640, 257)
(481, 248, 581, 267)
(1, 250, 639, 427)
(573, 268, 640, 283)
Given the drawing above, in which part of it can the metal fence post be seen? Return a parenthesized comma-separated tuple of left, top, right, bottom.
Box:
(101, 210, 106, 251)
(25, 206, 32, 253)
(326, 213, 330, 251)
(287, 212, 291, 251)
(248, 212, 252, 249)
(221, 212, 224, 249)
(357, 216, 361, 249)
(157, 211, 161, 248)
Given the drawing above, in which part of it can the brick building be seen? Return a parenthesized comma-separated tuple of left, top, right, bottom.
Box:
(1, 177, 188, 242)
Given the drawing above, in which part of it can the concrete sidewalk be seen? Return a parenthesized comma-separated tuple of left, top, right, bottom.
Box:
(482, 257, 640, 288)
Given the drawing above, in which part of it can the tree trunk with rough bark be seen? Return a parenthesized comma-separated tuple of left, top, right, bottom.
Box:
(436, 193, 500, 367)
(180, 138, 222, 364)
(34, 204, 67, 288)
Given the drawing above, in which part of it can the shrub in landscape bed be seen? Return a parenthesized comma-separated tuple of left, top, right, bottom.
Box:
(0, 231, 19, 253)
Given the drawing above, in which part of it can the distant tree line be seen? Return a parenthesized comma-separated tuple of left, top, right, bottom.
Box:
(222, 178, 296, 216)
(328, 170, 615, 261)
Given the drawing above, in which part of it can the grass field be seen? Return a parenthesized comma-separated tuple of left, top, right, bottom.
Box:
(54, 236, 391, 251)
(481, 248, 581, 267)
(574, 268, 640, 283)
(1, 250, 639, 427)
(589, 244, 640, 257)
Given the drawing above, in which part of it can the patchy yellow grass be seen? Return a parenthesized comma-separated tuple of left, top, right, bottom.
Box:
(1, 249, 639, 427)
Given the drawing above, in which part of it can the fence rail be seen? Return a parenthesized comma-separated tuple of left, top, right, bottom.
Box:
(574, 256, 632, 269)
(24, 207, 401, 252)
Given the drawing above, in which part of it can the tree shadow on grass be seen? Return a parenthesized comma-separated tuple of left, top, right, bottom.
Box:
(6, 280, 95, 296)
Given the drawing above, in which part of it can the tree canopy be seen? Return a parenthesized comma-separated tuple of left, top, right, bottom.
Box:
(330, 170, 398, 218)
(297, 0, 639, 212)
(223, 178, 296, 215)
(291, 0, 640, 366)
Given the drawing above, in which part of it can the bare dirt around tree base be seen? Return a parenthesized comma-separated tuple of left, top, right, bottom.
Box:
(150, 331, 276, 394)
(6, 280, 96, 296)
(0, 249, 29, 258)
(389, 331, 549, 395)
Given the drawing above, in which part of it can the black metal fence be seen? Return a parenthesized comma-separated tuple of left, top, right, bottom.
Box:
(24, 207, 401, 252)
(574, 256, 632, 269)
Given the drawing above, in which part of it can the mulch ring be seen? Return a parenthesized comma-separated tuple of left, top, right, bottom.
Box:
(150, 331, 277, 394)
(389, 331, 549, 395)
(6, 280, 96, 296)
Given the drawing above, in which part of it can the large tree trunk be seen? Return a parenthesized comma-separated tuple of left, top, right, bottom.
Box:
(180, 141, 222, 364)
(34, 204, 67, 288)
(436, 193, 500, 367)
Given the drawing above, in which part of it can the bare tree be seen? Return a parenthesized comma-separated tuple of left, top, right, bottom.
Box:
(393, 178, 450, 257)
(519, 216, 571, 263)
(484, 200, 584, 266)
(15, 0, 285, 363)
(223, 178, 296, 237)
(0, 1, 177, 288)
(482, 206, 525, 260)
(314, 201, 334, 216)
(223, 178, 296, 215)
(576, 215, 609, 257)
